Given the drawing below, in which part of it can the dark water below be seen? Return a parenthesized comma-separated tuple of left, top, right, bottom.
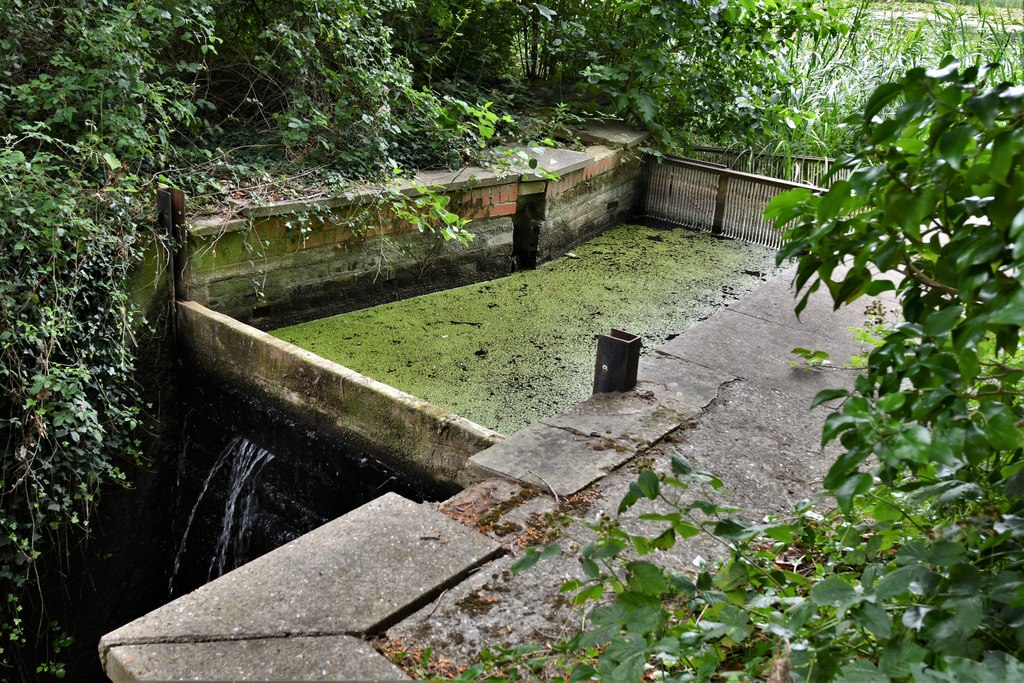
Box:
(61, 367, 443, 682)
(166, 371, 444, 599)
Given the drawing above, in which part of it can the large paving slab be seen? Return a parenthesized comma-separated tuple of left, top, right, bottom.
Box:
(100, 493, 501, 671)
(467, 355, 733, 496)
(656, 304, 870, 401)
(468, 421, 628, 497)
(575, 121, 651, 149)
(105, 635, 408, 682)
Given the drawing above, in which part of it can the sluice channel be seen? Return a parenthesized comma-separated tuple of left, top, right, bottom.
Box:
(271, 224, 781, 435)
(99, 134, 821, 681)
(159, 222, 779, 607)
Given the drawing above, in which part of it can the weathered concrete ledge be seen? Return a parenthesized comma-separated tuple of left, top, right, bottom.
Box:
(177, 300, 503, 488)
(100, 493, 501, 681)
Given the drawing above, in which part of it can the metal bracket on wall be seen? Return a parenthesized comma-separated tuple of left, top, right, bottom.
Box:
(593, 329, 641, 393)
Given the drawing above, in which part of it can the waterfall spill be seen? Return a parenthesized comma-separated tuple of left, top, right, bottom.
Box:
(166, 375, 443, 599)
(168, 436, 274, 595)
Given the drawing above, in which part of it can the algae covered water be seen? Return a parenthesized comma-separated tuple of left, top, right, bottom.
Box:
(272, 225, 780, 434)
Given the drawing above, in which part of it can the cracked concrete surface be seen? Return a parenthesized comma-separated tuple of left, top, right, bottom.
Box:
(383, 265, 887, 671)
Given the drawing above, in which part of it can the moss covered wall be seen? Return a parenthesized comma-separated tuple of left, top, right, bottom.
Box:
(181, 143, 645, 330)
(176, 301, 503, 488)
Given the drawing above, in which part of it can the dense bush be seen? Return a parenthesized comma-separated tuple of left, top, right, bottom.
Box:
(512, 59, 1023, 681)
(0, 1, 473, 676)
(389, 0, 836, 146)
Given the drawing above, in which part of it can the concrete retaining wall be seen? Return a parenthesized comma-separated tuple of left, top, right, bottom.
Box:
(183, 130, 647, 330)
(177, 301, 503, 488)
(540, 145, 645, 262)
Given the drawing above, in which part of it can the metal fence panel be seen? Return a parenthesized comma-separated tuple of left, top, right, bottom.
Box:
(641, 156, 823, 250)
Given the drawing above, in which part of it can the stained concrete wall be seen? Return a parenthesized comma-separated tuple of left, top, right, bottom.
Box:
(540, 145, 645, 262)
(177, 301, 503, 488)
(183, 132, 647, 331)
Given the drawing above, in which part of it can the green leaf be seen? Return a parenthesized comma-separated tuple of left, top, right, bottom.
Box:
(937, 125, 973, 170)
(854, 602, 892, 639)
(101, 152, 121, 171)
(712, 519, 749, 539)
(627, 561, 668, 596)
(811, 388, 849, 408)
(923, 305, 963, 337)
(878, 641, 928, 678)
(817, 181, 852, 220)
(810, 576, 858, 608)
(987, 292, 1024, 325)
(596, 637, 647, 683)
(875, 565, 922, 600)
(573, 583, 605, 605)
(511, 543, 561, 573)
(636, 469, 660, 500)
(980, 403, 1023, 451)
(832, 472, 873, 511)
(864, 81, 903, 121)
(670, 453, 692, 476)
(944, 595, 983, 637)
(836, 659, 884, 683)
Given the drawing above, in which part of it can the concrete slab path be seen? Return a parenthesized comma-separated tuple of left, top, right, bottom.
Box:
(100, 493, 502, 680)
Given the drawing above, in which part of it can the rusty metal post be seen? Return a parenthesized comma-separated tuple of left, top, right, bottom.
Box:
(593, 329, 641, 394)
(711, 173, 729, 236)
(158, 188, 189, 301)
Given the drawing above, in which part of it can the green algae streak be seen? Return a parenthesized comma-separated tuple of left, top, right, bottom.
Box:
(272, 225, 780, 435)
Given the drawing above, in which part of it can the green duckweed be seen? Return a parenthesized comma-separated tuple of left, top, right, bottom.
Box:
(272, 225, 780, 435)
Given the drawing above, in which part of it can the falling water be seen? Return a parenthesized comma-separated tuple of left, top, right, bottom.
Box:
(206, 438, 274, 581)
(167, 436, 274, 595)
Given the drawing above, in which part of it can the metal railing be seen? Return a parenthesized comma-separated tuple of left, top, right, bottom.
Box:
(686, 146, 848, 187)
(640, 156, 822, 251)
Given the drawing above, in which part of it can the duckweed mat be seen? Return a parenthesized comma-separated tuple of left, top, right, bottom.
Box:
(272, 225, 781, 435)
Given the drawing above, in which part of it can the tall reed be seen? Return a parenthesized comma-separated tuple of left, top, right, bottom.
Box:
(707, 0, 1024, 161)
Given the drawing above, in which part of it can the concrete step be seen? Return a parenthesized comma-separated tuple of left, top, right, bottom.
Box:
(100, 492, 502, 680)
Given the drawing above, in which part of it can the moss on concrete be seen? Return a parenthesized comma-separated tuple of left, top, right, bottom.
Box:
(272, 225, 780, 434)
